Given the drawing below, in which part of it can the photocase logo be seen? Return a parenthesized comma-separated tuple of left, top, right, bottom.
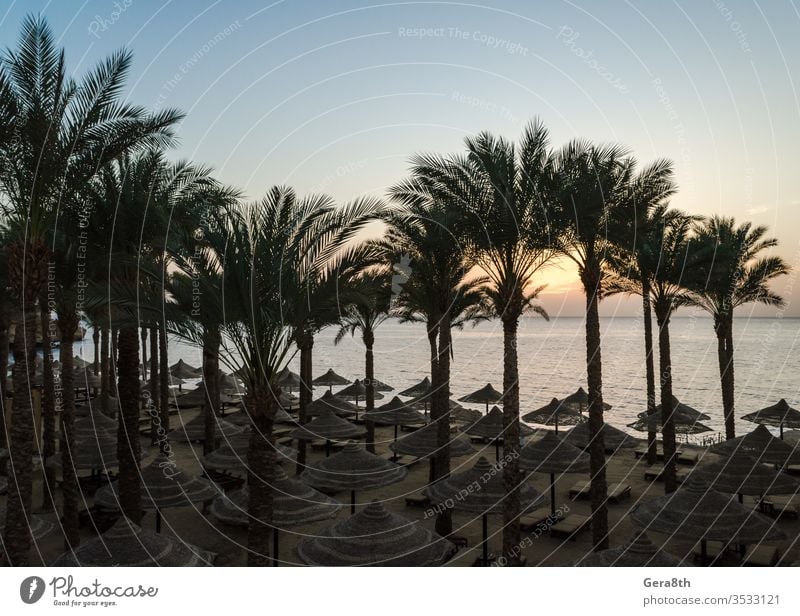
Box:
(20, 576, 45, 604)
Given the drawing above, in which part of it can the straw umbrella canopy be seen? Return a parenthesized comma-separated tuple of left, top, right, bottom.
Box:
(687, 452, 800, 500)
(312, 368, 352, 392)
(562, 387, 612, 412)
(577, 532, 682, 567)
(0, 508, 56, 541)
(296, 500, 455, 566)
(741, 399, 800, 439)
(629, 475, 785, 564)
(627, 407, 713, 435)
(211, 466, 343, 565)
(171, 385, 241, 409)
(398, 376, 431, 398)
(522, 398, 586, 433)
(519, 430, 590, 516)
(306, 390, 358, 418)
(289, 409, 366, 456)
(277, 367, 302, 392)
(300, 441, 408, 513)
(167, 414, 244, 443)
(425, 456, 547, 566)
(95, 454, 219, 531)
(47, 430, 119, 474)
(363, 396, 427, 446)
(560, 422, 639, 452)
(202, 431, 297, 475)
(72, 355, 89, 369)
(464, 406, 534, 461)
(336, 379, 385, 411)
(50, 518, 215, 566)
(170, 359, 201, 380)
(226, 406, 295, 427)
(458, 383, 503, 413)
(637, 396, 710, 422)
(219, 372, 243, 392)
(389, 421, 475, 459)
(710, 424, 800, 466)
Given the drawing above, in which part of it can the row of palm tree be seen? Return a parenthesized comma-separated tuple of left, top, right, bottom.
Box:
(0, 15, 788, 565)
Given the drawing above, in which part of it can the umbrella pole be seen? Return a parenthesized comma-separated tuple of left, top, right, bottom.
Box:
(555, 416, 559, 434)
(700, 538, 707, 566)
(351, 490, 356, 515)
(495, 440, 500, 462)
(482, 513, 489, 567)
(325, 439, 331, 457)
(738, 493, 743, 504)
(780, 423, 784, 440)
(156, 509, 162, 533)
(273, 528, 280, 567)
(550, 472, 556, 517)
(394, 424, 398, 442)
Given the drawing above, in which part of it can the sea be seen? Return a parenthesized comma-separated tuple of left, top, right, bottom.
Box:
(64, 316, 799, 441)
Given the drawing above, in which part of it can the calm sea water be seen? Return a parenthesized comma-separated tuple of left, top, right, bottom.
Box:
(71, 316, 800, 439)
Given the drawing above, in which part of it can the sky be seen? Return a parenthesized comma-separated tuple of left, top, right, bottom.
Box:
(1, 0, 798, 317)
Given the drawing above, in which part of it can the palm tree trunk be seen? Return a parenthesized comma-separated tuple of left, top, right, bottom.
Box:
(59, 314, 80, 548)
(158, 323, 169, 443)
(110, 327, 119, 390)
(140, 327, 148, 381)
(364, 331, 376, 454)
(3, 303, 39, 564)
(202, 329, 220, 455)
(433, 320, 453, 537)
(641, 280, 658, 465)
(148, 327, 160, 445)
(295, 334, 312, 475)
(0, 311, 8, 452)
(116, 327, 142, 522)
(426, 321, 439, 483)
(716, 316, 736, 440)
(100, 326, 110, 415)
(247, 390, 276, 566)
(40, 304, 57, 511)
(501, 315, 522, 564)
(584, 274, 609, 551)
(656, 307, 678, 493)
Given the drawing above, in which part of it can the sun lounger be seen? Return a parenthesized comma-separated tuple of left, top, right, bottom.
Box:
(607, 483, 632, 503)
(568, 480, 591, 499)
(520, 512, 553, 532)
(548, 514, 591, 541)
(277, 436, 294, 447)
(677, 451, 700, 466)
(786, 464, 800, 477)
(405, 493, 430, 508)
(643, 466, 688, 483)
(634, 445, 685, 460)
(767, 495, 799, 519)
(742, 545, 780, 566)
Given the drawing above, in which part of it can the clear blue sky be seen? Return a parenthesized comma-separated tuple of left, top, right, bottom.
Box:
(2, 0, 798, 316)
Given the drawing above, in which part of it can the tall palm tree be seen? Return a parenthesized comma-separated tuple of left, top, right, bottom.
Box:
(604, 161, 677, 464)
(686, 217, 789, 439)
(334, 272, 393, 453)
(0, 15, 180, 564)
(542, 140, 646, 550)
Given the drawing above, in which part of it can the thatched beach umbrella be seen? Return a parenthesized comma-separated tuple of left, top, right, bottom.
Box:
(561, 422, 638, 453)
(312, 368, 351, 392)
(562, 387, 612, 412)
(398, 376, 431, 398)
(741, 399, 800, 439)
(171, 385, 240, 409)
(72, 355, 89, 369)
(519, 430, 590, 516)
(47, 430, 119, 474)
(458, 383, 503, 413)
(211, 466, 343, 565)
(336, 379, 385, 412)
(226, 406, 295, 427)
(277, 367, 302, 392)
(170, 359, 201, 380)
(522, 397, 586, 433)
(389, 421, 475, 459)
(0, 508, 56, 541)
(465, 406, 534, 461)
(167, 414, 244, 444)
(688, 452, 800, 501)
(364, 396, 427, 448)
(711, 424, 800, 466)
(96, 454, 219, 531)
(296, 500, 455, 566)
(628, 404, 713, 436)
(202, 431, 297, 475)
(630, 475, 785, 564)
(637, 396, 710, 422)
(50, 518, 214, 566)
(426, 456, 547, 566)
(306, 391, 358, 418)
(577, 532, 682, 567)
(219, 372, 243, 393)
(300, 441, 407, 513)
(358, 377, 392, 392)
(290, 409, 366, 456)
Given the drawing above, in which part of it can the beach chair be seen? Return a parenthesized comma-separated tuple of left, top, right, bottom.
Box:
(677, 451, 700, 466)
(786, 464, 800, 476)
(607, 483, 632, 503)
(548, 514, 591, 541)
(405, 493, 430, 508)
(643, 466, 689, 483)
(519, 512, 553, 532)
(568, 480, 591, 499)
(768, 495, 799, 519)
(742, 545, 780, 566)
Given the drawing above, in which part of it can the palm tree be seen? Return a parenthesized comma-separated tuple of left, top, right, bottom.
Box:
(604, 162, 677, 465)
(334, 272, 393, 453)
(0, 15, 180, 564)
(686, 217, 789, 439)
(542, 140, 646, 550)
